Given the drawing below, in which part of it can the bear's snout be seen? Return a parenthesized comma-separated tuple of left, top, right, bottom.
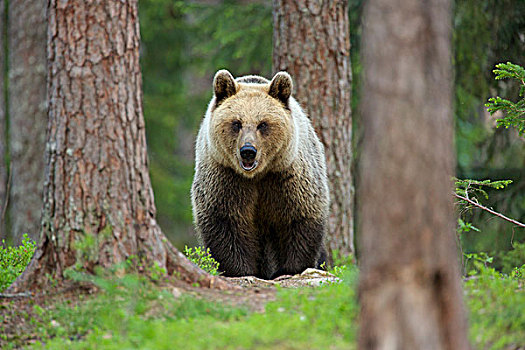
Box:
(240, 143, 257, 161)
(239, 143, 258, 172)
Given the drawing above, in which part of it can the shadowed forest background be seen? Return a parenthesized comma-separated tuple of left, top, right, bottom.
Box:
(0, 0, 524, 267)
(139, 0, 524, 265)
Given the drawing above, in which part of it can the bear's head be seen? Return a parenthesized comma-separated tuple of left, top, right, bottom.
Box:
(208, 70, 296, 178)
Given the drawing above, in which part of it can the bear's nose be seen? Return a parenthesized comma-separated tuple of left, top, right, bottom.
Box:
(240, 144, 257, 161)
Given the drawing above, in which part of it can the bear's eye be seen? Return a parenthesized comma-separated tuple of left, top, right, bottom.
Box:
(257, 122, 268, 134)
(231, 120, 242, 133)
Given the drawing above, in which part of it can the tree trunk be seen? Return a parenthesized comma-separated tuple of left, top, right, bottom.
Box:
(358, 0, 469, 349)
(272, 0, 354, 261)
(7, 0, 47, 243)
(10, 0, 226, 292)
(0, 0, 6, 238)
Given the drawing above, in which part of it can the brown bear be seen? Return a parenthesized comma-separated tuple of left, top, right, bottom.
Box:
(191, 69, 329, 279)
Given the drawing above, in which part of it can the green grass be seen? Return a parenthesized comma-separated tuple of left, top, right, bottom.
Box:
(1, 239, 523, 349)
(28, 266, 358, 349)
(23, 265, 525, 349)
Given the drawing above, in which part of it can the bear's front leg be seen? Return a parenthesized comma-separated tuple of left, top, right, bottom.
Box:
(199, 214, 259, 277)
(192, 165, 260, 277)
(272, 218, 326, 279)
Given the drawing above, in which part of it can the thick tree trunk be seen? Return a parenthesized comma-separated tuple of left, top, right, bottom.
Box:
(272, 0, 354, 260)
(10, 0, 226, 292)
(7, 0, 47, 243)
(358, 0, 469, 349)
(0, 0, 6, 238)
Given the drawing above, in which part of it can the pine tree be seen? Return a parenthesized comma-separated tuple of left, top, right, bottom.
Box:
(10, 0, 226, 292)
(358, 0, 469, 348)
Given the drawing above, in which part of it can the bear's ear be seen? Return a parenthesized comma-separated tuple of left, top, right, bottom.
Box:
(268, 72, 293, 105)
(213, 70, 237, 105)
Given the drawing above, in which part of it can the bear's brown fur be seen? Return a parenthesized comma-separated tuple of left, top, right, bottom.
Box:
(191, 70, 329, 279)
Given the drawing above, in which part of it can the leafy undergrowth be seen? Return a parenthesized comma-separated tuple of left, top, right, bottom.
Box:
(183, 245, 221, 276)
(466, 264, 525, 349)
(0, 234, 37, 292)
(18, 267, 358, 350)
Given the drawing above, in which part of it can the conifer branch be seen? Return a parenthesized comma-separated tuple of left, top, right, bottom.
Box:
(454, 193, 525, 228)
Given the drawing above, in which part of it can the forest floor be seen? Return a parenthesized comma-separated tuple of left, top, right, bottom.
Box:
(0, 269, 341, 349)
(1, 265, 524, 349)
(0, 277, 276, 348)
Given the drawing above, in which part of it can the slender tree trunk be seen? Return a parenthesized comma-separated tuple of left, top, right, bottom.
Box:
(10, 0, 226, 292)
(7, 0, 47, 243)
(272, 0, 354, 260)
(358, 0, 469, 349)
(0, 0, 6, 238)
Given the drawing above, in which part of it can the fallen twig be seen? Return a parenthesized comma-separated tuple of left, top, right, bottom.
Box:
(0, 292, 33, 298)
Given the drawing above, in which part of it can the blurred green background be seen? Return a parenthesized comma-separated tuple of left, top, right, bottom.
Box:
(139, 0, 524, 268)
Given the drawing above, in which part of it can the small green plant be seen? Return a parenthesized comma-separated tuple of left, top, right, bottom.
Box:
(499, 242, 525, 275)
(0, 234, 37, 292)
(123, 254, 167, 282)
(466, 263, 525, 349)
(326, 250, 355, 278)
(71, 226, 114, 272)
(485, 62, 525, 136)
(511, 265, 525, 283)
(183, 246, 220, 275)
(464, 252, 494, 275)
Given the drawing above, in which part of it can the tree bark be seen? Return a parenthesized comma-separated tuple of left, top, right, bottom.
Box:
(0, 0, 6, 238)
(272, 0, 354, 260)
(7, 0, 47, 243)
(358, 0, 469, 349)
(10, 0, 227, 292)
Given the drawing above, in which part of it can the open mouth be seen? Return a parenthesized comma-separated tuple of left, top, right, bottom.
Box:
(240, 159, 258, 171)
